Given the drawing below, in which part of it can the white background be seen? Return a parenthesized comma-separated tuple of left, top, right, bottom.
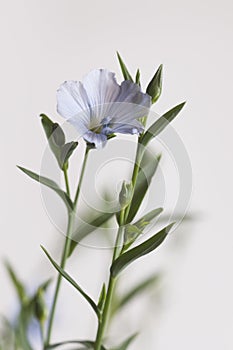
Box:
(0, 0, 233, 349)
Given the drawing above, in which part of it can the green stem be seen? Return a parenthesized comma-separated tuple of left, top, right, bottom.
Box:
(45, 210, 74, 346)
(39, 322, 44, 346)
(45, 148, 90, 347)
(74, 146, 89, 207)
(63, 167, 70, 197)
(94, 213, 124, 350)
(94, 139, 145, 350)
(124, 140, 144, 222)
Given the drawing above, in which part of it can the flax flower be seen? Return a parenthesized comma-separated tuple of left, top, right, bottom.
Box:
(57, 69, 151, 148)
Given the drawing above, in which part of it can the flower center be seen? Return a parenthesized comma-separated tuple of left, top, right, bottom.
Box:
(89, 117, 112, 135)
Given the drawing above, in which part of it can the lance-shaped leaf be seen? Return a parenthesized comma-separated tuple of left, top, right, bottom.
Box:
(135, 69, 141, 85)
(68, 212, 114, 257)
(41, 114, 64, 166)
(123, 225, 142, 252)
(123, 208, 163, 251)
(17, 166, 73, 211)
(37, 278, 52, 292)
(45, 340, 107, 349)
(134, 207, 163, 230)
(146, 64, 163, 103)
(111, 334, 137, 350)
(140, 102, 186, 148)
(110, 223, 174, 277)
(97, 283, 106, 313)
(41, 246, 99, 317)
(60, 141, 78, 169)
(40, 114, 78, 170)
(5, 261, 27, 305)
(117, 52, 133, 81)
(126, 153, 161, 224)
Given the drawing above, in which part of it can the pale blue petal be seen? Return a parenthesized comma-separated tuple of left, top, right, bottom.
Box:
(107, 102, 150, 125)
(83, 69, 120, 105)
(116, 80, 151, 107)
(57, 70, 152, 149)
(83, 131, 107, 149)
(57, 81, 90, 119)
(82, 69, 120, 124)
(106, 80, 151, 125)
(109, 119, 144, 135)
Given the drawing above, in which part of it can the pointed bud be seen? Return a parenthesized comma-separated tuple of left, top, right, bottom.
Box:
(119, 181, 133, 209)
(146, 64, 163, 104)
(34, 288, 48, 325)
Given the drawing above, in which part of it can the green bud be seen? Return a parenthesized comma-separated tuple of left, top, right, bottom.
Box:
(146, 64, 163, 104)
(34, 288, 48, 325)
(119, 181, 133, 209)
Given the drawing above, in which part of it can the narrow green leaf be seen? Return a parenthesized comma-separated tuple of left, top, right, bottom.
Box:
(68, 212, 114, 257)
(134, 207, 163, 229)
(135, 69, 141, 85)
(97, 283, 106, 312)
(17, 166, 73, 211)
(40, 114, 62, 167)
(126, 153, 161, 224)
(140, 102, 186, 147)
(60, 141, 78, 170)
(123, 224, 142, 250)
(111, 334, 137, 350)
(40, 114, 78, 170)
(123, 208, 163, 251)
(52, 123, 65, 147)
(41, 246, 99, 317)
(40, 113, 54, 139)
(39, 278, 52, 292)
(45, 340, 106, 349)
(110, 223, 174, 277)
(5, 262, 27, 305)
(146, 64, 163, 103)
(117, 52, 133, 81)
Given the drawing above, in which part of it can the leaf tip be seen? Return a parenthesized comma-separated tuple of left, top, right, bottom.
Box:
(166, 222, 176, 234)
(179, 101, 187, 108)
(16, 165, 25, 173)
(40, 245, 47, 255)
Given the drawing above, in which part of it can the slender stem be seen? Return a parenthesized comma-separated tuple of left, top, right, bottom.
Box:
(74, 146, 89, 207)
(124, 141, 144, 222)
(39, 322, 44, 345)
(63, 167, 70, 197)
(94, 214, 124, 350)
(94, 139, 145, 350)
(45, 210, 74, 346)
(45, 149, 90, 347)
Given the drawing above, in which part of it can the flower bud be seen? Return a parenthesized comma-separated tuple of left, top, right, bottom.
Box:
(119, 181, 133, 209)
(34, 288, 48, 325)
